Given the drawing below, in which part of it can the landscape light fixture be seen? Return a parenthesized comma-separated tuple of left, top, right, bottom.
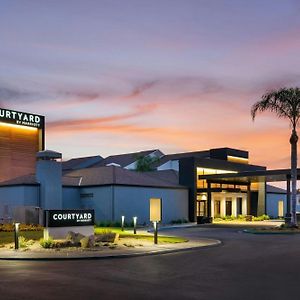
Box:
(14, 223, 20, 250)
(121, 215, 125, 231)
(153, 221, 158, 244)
(133, 216, 137, 234)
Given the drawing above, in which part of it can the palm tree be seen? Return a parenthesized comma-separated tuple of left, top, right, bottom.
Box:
(134, 155, 159, 172)
(251, 87, 300, 227)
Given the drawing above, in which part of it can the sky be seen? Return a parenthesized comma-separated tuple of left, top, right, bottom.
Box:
(1, 0, 300, 168)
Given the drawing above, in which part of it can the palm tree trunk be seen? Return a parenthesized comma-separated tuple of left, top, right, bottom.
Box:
(290, 129, 298, 226)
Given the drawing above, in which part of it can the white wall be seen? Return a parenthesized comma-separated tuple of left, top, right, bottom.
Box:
(77, 186, 113, 222)
(266, 193, 287, 218)
(211, 192, 247, 217)
(0, 184, 189, 225)
(157, 160, 179, 171)
(73, 185, 188, 224)
(114, 186, 188, 224)
(62, 187, 81, 209)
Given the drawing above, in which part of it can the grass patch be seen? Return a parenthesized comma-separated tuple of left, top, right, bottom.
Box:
(0, 231, 43, 245)
(95, 227, 188, 243)
(121, 234, 188, 243)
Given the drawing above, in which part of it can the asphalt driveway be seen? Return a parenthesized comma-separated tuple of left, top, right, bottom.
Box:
(0, 225, 299, 300)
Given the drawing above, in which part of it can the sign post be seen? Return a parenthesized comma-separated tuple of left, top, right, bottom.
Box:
(150, 198, 162, 244)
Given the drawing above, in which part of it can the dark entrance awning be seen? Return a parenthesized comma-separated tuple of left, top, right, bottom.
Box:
(198, 168, 299, 183)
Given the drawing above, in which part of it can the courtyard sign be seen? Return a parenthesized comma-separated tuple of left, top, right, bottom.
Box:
(0, 108, 44, 129)
(44, 209, 95, 227)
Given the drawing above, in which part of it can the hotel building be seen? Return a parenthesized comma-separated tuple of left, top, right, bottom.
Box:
(0, 108, 290, 224)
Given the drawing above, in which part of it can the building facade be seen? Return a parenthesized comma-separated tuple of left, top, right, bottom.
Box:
(0, 108, 44, 182)
(0, 108, 293, 225)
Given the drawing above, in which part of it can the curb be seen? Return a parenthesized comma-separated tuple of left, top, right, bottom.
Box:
(243, 229, 298, 235)
(147, 224, 206, 232)
(0, 239, 222, 261)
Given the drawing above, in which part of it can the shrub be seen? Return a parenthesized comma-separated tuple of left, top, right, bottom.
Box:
(96, 221, 125, 228)
(0, 224, 43, 232)
(237, 214, 246, 221)
(222, 215, 235, 221)
(253, 214, 270, 221)
(213, 217, 223, 222)
(39, 237, 54, 249)
(18, 236, 34, 248)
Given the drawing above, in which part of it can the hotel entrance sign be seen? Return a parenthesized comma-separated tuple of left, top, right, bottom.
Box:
(0, 108, 44, 129)
(44, 209, 95, 239)
(44, 209, 95, 227)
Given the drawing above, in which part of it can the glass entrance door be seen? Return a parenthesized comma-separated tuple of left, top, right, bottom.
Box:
(197, 200, 207, 216)
(226, 200, 232, 216)
(237, 197, 243, 215)
(214, 200, 221, 217)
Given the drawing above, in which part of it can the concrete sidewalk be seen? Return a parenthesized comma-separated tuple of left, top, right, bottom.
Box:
(0, 237, 221, 260)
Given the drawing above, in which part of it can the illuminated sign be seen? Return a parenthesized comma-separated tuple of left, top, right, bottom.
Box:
(0, 108, 44, 129)
(44, 209, 95, 227)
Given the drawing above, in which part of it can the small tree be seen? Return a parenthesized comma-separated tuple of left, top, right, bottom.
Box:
(135, 155, 159, 172)
(251, 87, 300, 226)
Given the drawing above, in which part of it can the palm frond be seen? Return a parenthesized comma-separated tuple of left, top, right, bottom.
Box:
(251, 87, 300, 129)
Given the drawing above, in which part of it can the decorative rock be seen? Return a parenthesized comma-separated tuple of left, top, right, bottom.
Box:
(80, 235, 95, 248)
(52, 240, 74, 248)
(95, 233, 118, 243)
(66, 231, 85, 244)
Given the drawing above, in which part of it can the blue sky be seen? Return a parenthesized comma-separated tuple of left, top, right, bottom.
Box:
(1, 0, 300, 167)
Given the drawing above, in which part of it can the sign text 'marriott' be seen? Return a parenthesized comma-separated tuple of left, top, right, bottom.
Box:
(0, 108, 44, 129)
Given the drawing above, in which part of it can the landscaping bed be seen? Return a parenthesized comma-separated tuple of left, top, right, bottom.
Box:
(244, 226, 300, 234)
(0, 226, 188, 253)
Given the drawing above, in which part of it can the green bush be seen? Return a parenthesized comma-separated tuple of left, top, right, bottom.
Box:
(39, 237, 54, 249)
(96, 221, 127, 228)
(0, 224, 43, 232)
(237, 214, 246, 221)
(213, 217, 223, 222)
(18, 236, 34, 248)
(253, 214, 270, 221)
(223, 215, 235, 221)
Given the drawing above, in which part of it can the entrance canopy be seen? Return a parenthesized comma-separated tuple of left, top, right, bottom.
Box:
(199, 168, 300, 184)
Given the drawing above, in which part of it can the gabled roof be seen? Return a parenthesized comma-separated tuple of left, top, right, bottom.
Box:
(266, 185, 286, 194)
(64, 166, 185, 189)
(62, 155, 103, 171)
(0, 174, 83, 187)
(92, 149, 162, 168)
(142, 170, 180, 185)
(153, 150, 210, 168)
(0, 174, 37, 186)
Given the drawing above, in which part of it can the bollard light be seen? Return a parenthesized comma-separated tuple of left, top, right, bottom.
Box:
(121, 216, 125, 231)
(133, 216, 137, 234)
(14, 223, 20, 250)
(153, 221, 158, 244)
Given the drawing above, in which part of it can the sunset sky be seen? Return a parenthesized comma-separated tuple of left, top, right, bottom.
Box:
(1, 0, 300, 168)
